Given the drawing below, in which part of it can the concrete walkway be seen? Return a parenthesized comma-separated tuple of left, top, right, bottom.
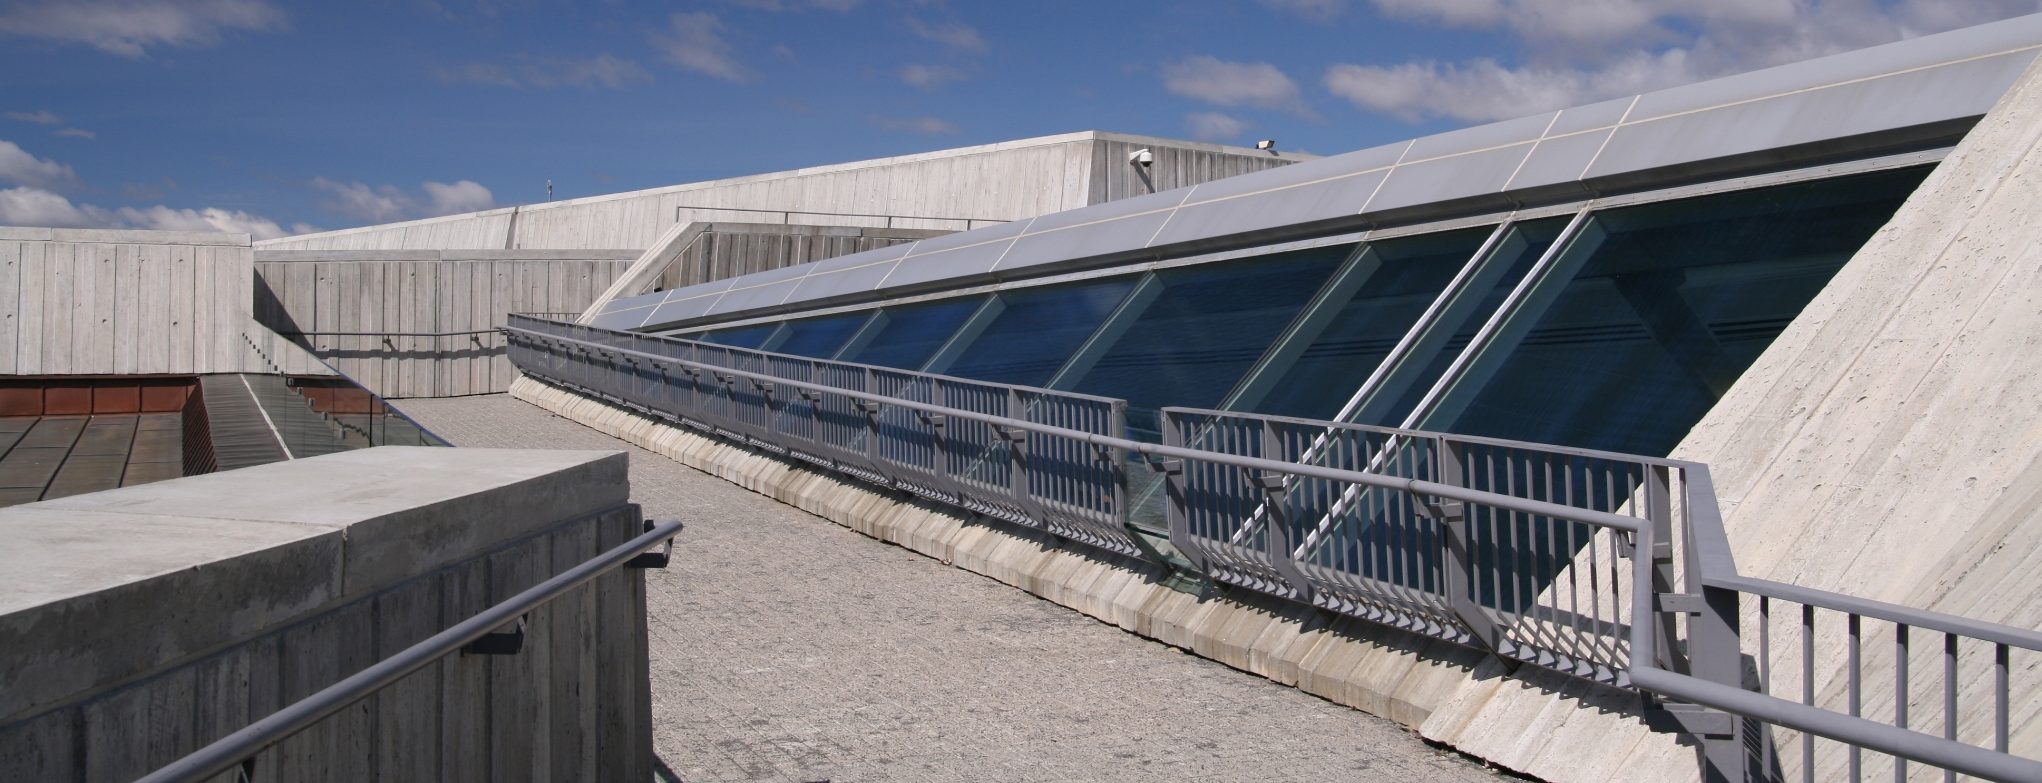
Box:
(396, 395, 1512, 783)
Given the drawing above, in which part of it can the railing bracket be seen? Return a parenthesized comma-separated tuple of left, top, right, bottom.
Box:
(1645, 702, 1737, 738)
(1655, 592, 1709, 615)
(626, 519, 682, 569)
(462, 616, 526, 656)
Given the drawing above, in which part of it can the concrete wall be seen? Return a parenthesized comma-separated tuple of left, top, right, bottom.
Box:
(0, 228, 264, 376)
(0, 446, 653, 782)
(253, 133, 1306, 253)
(660, 223, 944, 291)
(254, 251, 639, 398)
(1659, 51, 2042, 780)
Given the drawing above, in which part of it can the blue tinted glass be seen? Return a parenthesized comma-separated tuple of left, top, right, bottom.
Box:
(1347, 216, 1572, 425)
(837, 296, 986, 370)
(1422, 166, 1930, 455)
(1237, 228, 1493, 419)
(772, 311, 872, 358)
(1068, 244, 1351, 438)
(698, 323, 779, 349)
(936, 277, 1138, 387)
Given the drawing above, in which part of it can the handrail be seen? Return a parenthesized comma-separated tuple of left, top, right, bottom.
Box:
(503, 323, 1646, 534)
(506, 314, 2042, 782)
(135, 518, 683, 783)
(281, 328, 501, 338)
(672, 204, 1009, 230)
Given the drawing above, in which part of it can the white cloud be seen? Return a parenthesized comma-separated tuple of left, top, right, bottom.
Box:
(653, 12, 755, 82)
(421, 180, 495, 215)
(905, 17, 986, 52)
(899, 63, 967, 89)
(1185, 111, 1249, 141)
(0, 0, 285, 58)
(1333, 0, 2042, 123)
(6, 110, 60, 125)
(437, 54, 651, 89)
(1160, 56, 1314, 117)
(0, 185, 293, 239)
(0, 140, 79, 190)
(54, 128, 94, 139)
(310, 177, 498, 222)
(869, 115, 959, 134)
(1257, 0, 1347, 21)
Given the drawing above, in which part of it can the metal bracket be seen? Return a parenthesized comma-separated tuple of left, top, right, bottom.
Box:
(462, 616, 527, 656)
(855, 400, 883, 415)
(751, 381, 774, 394)
(1251, 472, 1288, 494)
(918, 412, 946, 427)
(1655, 592, 1709, 614)
(626, 518, 680, 569)
(796, 389, 823, 402)
(1646, 702, 1738, 738)
(1144, 457, 1183, 475)
(1090, 442, 1115, 462)
(1411, 490, 1464, 520)
(994, 425, 1028, 443)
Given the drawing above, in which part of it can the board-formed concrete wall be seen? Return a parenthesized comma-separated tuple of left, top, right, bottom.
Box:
(0, 228, 266, 376)
(0, 446, 653, 782)
(253, 132, 1305, 253)
(254, 250, 640, 398)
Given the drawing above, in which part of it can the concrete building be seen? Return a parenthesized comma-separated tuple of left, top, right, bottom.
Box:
(7, 13, 2042, 783)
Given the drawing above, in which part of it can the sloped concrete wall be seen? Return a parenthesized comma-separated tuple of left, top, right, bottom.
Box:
(0, 447, 652, 782)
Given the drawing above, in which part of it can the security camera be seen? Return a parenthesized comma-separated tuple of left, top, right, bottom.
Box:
(1129, 148, 1153, 168)
(1256, 139, 1276, 151)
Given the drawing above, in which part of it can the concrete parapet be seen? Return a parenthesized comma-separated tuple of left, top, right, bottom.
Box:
(0, 446, 654, 782)
(511, 376, 1678, 780)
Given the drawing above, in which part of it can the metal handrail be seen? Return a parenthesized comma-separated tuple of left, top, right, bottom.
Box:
(506, 314, 2042, 782)
(281, 328, 502, 338)
(503, 324, 1643, 535)
(135, 518, 683, 783)
(672, 204, 1009, 230)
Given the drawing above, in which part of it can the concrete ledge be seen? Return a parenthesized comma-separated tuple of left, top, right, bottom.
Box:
(511, 377, 1686, 780)
(0, 445, 627, 724)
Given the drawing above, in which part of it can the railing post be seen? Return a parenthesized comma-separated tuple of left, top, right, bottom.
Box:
(1433, 437, 1514, 668)
(1655, 464, 1748, 783)
(1158, 411, 1200, 571)
(1004, 389, 1040, 528)
(1255, 419, 1314, 603)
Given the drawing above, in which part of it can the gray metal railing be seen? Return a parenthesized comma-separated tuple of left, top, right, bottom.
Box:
(136, 518, 681, 783)
(672, 204, 1009, 231)
(503, 314, 2041, 783)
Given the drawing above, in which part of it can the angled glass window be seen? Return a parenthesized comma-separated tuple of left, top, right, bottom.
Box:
(1417, 166, 1931, 456)
(927, 277, 1139, 387)
(697, 322, 781, 350)
(1057, 244, 1353, 438)
(770, 310, 874, 358)
(836, 295, 988, 370)
(1342, 215, 1575, 426)
(1226, 227, 1496, 420)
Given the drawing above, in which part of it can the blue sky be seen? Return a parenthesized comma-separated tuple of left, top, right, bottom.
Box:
(1, 0, 2035, 238)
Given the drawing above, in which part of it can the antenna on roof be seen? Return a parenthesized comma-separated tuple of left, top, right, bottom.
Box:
(546, 180, 554, 201)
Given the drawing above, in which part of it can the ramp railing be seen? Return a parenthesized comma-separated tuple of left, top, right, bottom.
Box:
(504, 314, 2041, 783)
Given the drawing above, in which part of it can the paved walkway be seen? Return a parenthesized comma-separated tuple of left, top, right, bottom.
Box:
(396, 395, 1511, 783)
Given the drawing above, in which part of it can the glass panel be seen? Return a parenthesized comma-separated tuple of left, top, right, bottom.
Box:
(697, 322, 780, 349)
(1232, 226, 1495, 420)
(1420, 166, 1930, 456)
(935, 277, 1138, 387)
(837, 296, 987, 370)
(1345, 216, 1574, 426)
(771, 311, 873, 358)
(1065, 244, 1352, 439)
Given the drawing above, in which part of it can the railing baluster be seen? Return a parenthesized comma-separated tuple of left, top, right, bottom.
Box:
(1850, 613, 1863, 781)
(1803, 604, 1816, 783)
(1895, 623, 1908, 783)
(1995, 642, 2009, 754)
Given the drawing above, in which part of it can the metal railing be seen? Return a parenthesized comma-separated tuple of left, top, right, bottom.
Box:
(672, 204, 1010, 231)
(503, 314, 2041, 782)
(506, 314, 1146, 559)
(241, 332, 451, 448)
(136, 518, 682, 783)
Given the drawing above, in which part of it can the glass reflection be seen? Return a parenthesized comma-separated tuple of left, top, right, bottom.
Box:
(1419, 166, 1930, 456)
(933, 278, 1137, 387)
(838, 296, 987, 370)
